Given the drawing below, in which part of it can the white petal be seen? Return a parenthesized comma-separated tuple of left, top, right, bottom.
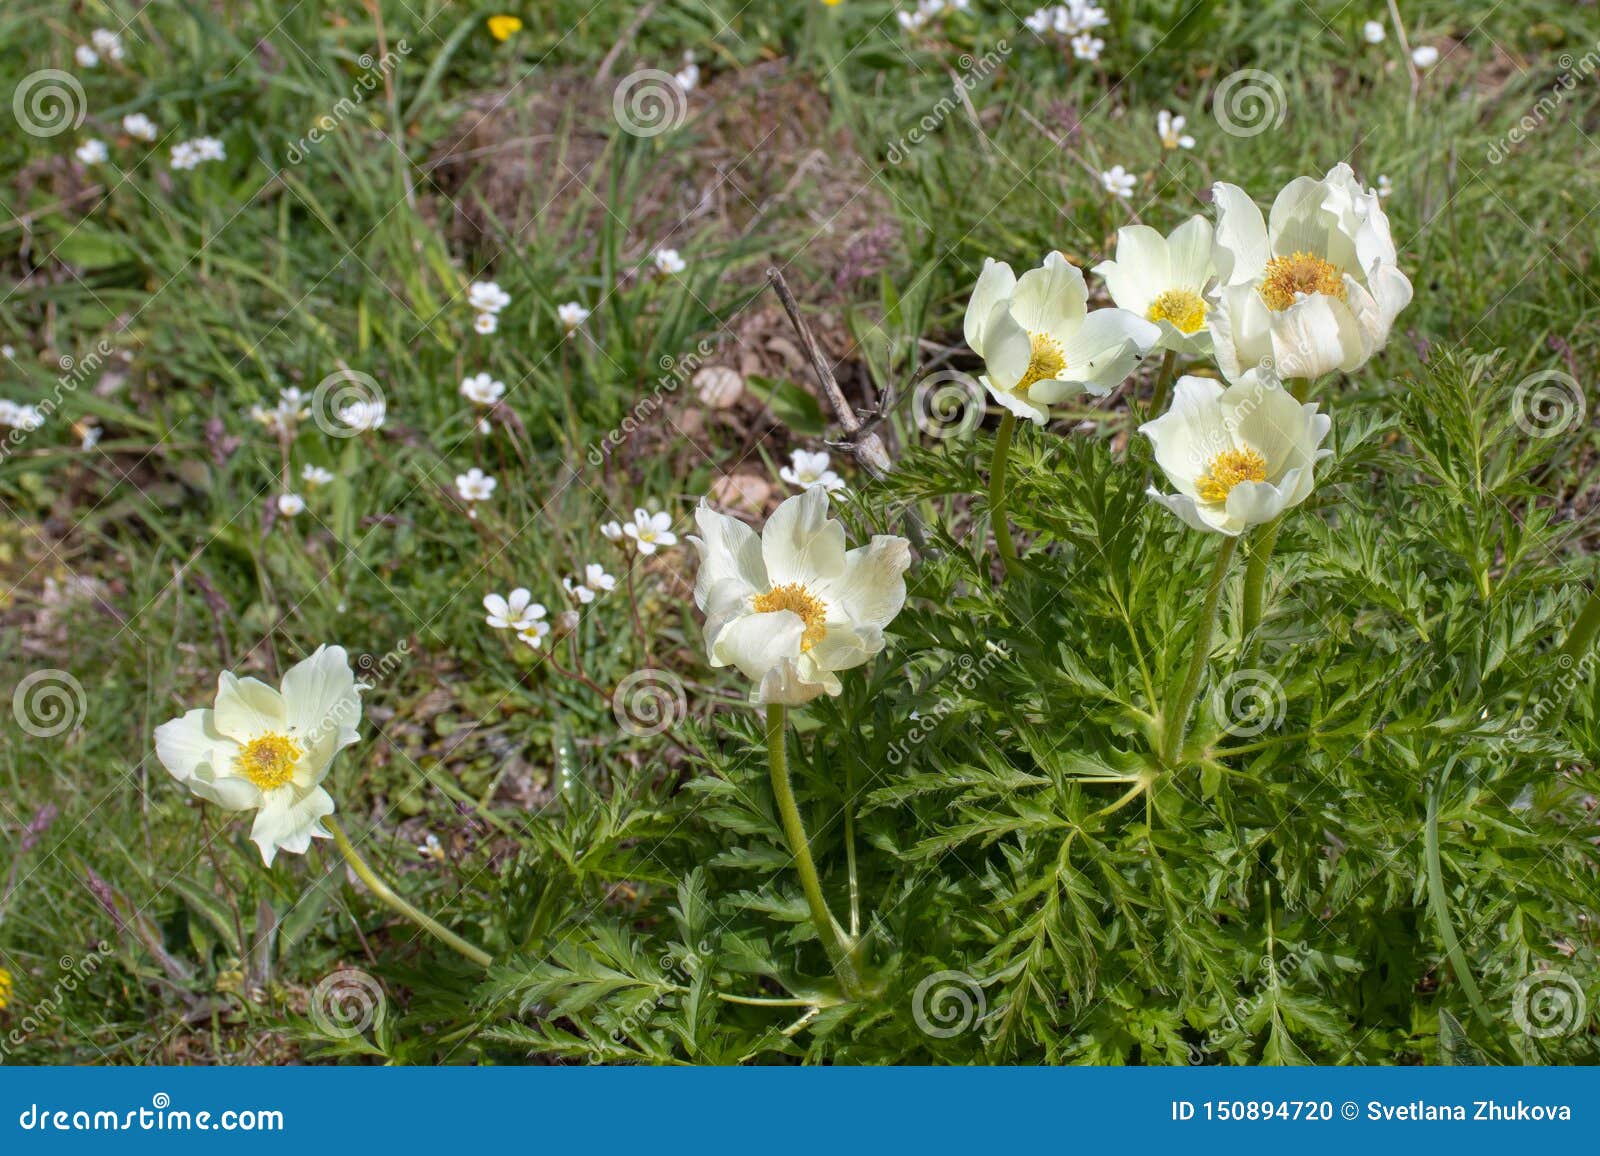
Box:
(761, 486, 846, 586)
(963, 259, 1015, 353)
(1165, 215, 1215, 289)
(214, 672, 287, 742)
(1146, 487, 1230, 535)
(979, 301, 1033, 393)
(1267, 293, 1364, 380)
(690, 499, 767, 610)
(819, 535, 911, 630)
(1009, 251, 1087, 341)
(752, 658, 832, 706)
(154, 709, 258, 809)
(1211, 182, 1269, 284)
(806, 623, 886, 673)
(985, 376, 1052, 425)
(1225, 478, 1290, 527)
(1055, 308, 1159, 396)
(250, 786, 336, 867)
(712, 611, 805, 681)
(281, 645, 361, 750)
(1140, 376, 1228, 495)
(1266, 174, 1336, 257)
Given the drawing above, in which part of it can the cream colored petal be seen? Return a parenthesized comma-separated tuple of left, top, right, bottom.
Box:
(250, 785, 335, 867)
(282, 645, 361, 750)
(963, 258, 1016, 353)
(155, 708, 230, 784)
(1224, 479, 1290, 528)
(1266, 174, 1334, 256)
(1146, 487, 1230, 535)
(1268, 293, 1364, 380)
(980, 302, 1033, 394)
(762, 486, 845, 586)
(712, 610, 805, 682)
(1165, 215, 1215, 290)
(806, 623, 886, 673)
(752, 658, 832, 706)
(1140, 376, 1229, 497)
(1223, 375, 1308, 481)
(1211, 182, 1269, 284)
(690, 499, 767, 610)
(818, 535, 911, 630)
(214, 672, 287, 742)
(1010, 251, 1087, 340)
(1057, 308, 1159, 396)
(985, 375, 1052, 425)
(1092, 227, 1168, 314)
(1209, 284, 1275, 383)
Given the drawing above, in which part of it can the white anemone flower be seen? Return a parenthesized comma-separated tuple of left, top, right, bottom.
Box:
(600, 520, 624, 542)
(690, 487, 911, 706)
(337, 399, 385, 432)
(154, 646, 362, 866)
(484, 588, 544, 631)
(963, 251, 1159, 425)
(1092, 217, 1217, 357)
(779, 449, 846, 493)
(460, 373, 505, 406)
(1208, 163, 1413, 383)
(1411, 45, 1439, 68)
(1140, 371, 1331, 536)
(517, 620, 552, 649)
(623, 508, 677, 554)
(91, 28, 126, 61)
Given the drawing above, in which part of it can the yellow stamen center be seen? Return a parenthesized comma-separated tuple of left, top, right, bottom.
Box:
(1195, 447, 1268, 504)
(234, 734, 302, 790)
(1146, 289, 1208, 334)
(1015, 331, 1066, 397)
(751, 582, 828, 652)
(1259, 250, 1346, 312)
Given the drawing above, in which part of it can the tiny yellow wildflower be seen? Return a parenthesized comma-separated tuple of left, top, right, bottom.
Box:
(0, 967, 12, 1010)
(487, 14, 523, 41)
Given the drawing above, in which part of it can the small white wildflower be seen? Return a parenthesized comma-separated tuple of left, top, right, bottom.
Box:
(0, 401, 45, 431)
(75, 139, 109, 165)
(1376, 174, 1393, 199)
(417, 833, 446, 863)
(623, 507, 677, 554)
(91, 28, 126, 61)
(557, 301, 590, 333)
(1156, 110, 1195, 150)
(1, 346, 13, 359)
(276, 493, 306, 517)
(517, 620, 552, 649)
(484, 588, 545, 631)
(1101, 164, 1137, 198)
(75, 45, 99, 68)
(674, 52, 699, 92)
(460, 373, 506, 406)
(779, 448, 846, 493)
(563, 577, 596, 605)
(651, 248, 687, 276)
(583, 563, 616, 593)
(122, 113, 157, 141)
(171, 136, 225, 171)
(80, 423, 102, 450)
(1411, 45, 1439, 68)
(473, 312, 499, 335)
(301, 464, 334, 487)
(467, 281, 511, 314)
(1362, 19, 1386, 44)
(456, 467, 497, 503)
(600, 520, 624, 542)
(1071, 32, 1104, 61)
(337, 399, 385, 432)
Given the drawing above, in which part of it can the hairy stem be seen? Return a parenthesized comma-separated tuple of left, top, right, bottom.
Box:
(1161, 535, 1239, 763)
(325, 818, 493, 968)
(1240, 515, 1282, 645)
(766, 705, 860, 994)
(989, 411, 1020, 577)
(1147, 348, 1178, 416)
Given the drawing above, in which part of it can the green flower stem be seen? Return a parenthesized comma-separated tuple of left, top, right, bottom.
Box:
(766, 705, 860, 994)
(1147, 349, 1178, 416)
(1239, 515, 1282, 645)
(1559, 586, 1600, 662)
(989, 411, 1020, 577)
(1160, 534, 1239, 764)
(325, 817, 493, 968)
